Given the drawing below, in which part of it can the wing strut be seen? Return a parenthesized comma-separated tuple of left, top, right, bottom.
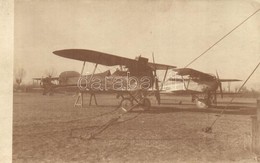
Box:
(152, 53, 161, 104)
(182, 76, 188, 90)
(74, 62, 99, 108)
(74, 61, 86, 107)
(88, 63, 98, 106)
(90, 63, 98, 80)
(160, 67, 168, 91)
(80, 61, 86, 76)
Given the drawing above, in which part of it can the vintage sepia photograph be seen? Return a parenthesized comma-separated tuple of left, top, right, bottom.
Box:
(3, 0, 260, 162)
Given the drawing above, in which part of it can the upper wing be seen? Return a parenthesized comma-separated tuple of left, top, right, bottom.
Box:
(53, 49, 137, 67)
(53, 49, 176, 70)
(173, 68, 215, 80)
(32, 77, 59, 80)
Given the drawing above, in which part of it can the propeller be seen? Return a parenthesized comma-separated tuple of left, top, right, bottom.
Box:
(216, 70, 223, 98)
(153, 53, 161, 104)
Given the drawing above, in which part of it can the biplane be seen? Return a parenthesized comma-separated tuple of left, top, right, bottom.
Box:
(52, 49, 176, 110)
(33, 76, 59, 95)
(33, 70, 111, 95)
(162, 68, 241, 108)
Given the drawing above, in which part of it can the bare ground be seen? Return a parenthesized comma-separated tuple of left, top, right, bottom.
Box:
(13, 93, 258, 163)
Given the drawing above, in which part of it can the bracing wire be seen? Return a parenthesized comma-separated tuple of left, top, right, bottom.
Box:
(205, 59, 260, 132)
(185, 9, 260, 68)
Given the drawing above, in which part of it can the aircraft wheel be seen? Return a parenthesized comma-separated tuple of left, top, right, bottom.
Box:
(142, 98, 151, 110)
(120, 98, 133, 112)
(195, 98, 208, 109)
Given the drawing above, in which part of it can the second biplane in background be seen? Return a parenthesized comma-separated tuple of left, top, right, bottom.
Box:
(33, 70, 111, 95)
(162, 68, 241, 109)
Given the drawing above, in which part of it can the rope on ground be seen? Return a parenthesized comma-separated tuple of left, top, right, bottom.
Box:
(84, 103, 141, 140)
(204, 59, 260, 133)
(185, 8, 260, 68)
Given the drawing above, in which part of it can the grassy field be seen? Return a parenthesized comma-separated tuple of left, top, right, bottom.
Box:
(13, 92, 258, 162)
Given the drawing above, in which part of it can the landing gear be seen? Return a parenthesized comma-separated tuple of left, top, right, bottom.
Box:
(193, 93, 213, 109)
(195, 98, 209, 109)
(119, 98, 133, 112)
(118, 92, 152, 111)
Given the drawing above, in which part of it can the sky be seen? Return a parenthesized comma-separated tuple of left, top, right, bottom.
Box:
(14, 0, 260, 90)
